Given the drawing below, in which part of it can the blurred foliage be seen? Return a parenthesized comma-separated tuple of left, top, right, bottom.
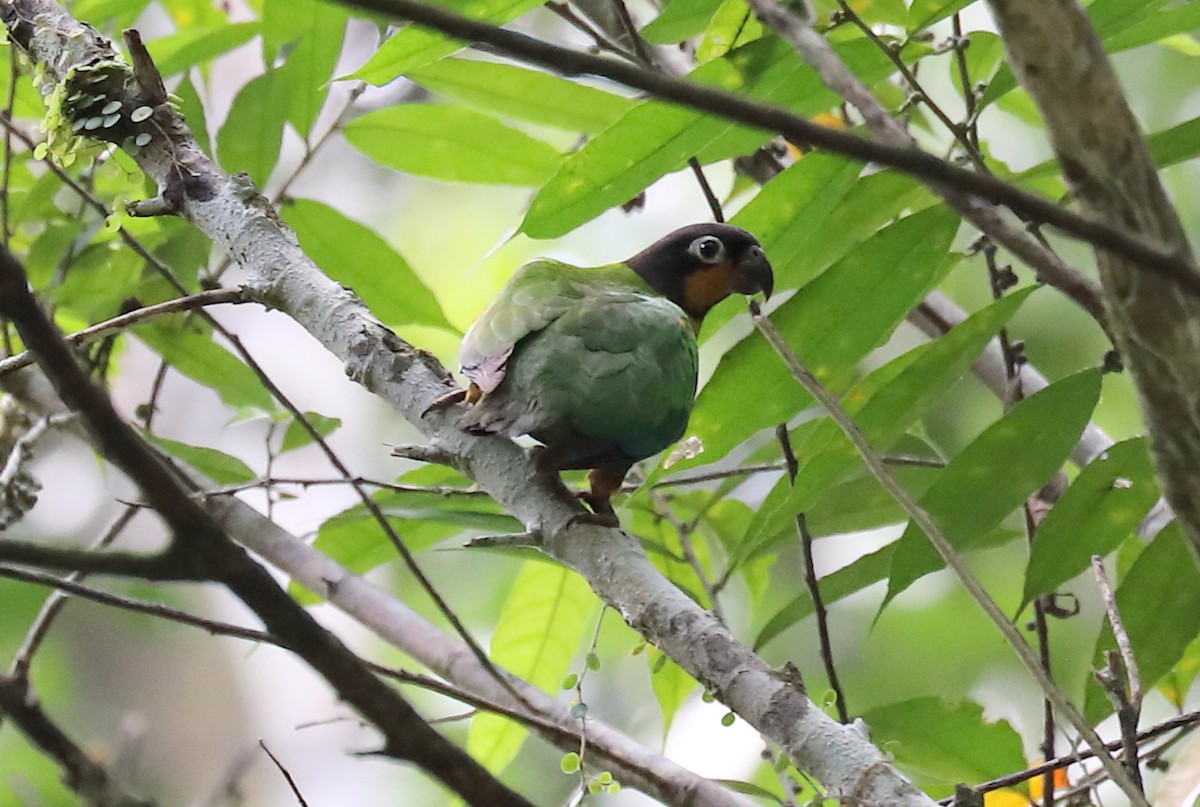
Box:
(0, 0, 1198, 804)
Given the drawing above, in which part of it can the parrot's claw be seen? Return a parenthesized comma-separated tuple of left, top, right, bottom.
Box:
(567, 510, 621, 529)
(576, 490, 621, 528)
(422, 388, 468, 417)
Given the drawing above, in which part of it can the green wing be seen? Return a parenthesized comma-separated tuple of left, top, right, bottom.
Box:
(460, 259, 653, 392)
(461, 258, 699, 463)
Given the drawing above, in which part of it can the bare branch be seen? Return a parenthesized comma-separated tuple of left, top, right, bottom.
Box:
(744, 0, 1110, 333)
(985, 0, 1200, 564)
(0, 289, 247, 379)
(0, 241, 533, 805)
(324, 0, 1199, 292)
(0, 673, 155, 807)
(749, 301, 1149, 806)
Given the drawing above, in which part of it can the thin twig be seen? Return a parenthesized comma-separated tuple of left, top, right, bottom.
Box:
(1091, 556, 1141, 705)
(650, 491, 724, 621)
(939, 710, 1200, 802)
(834, 2, 985, 172)
(795, 513, 847, 723)
(748, 301, 1150, 806)
(203, 476, 486, 498)
(0, 289, 247, 378)
(1092, 555, 1144, 793)
(775, 425, 847, 722)
(687, 157, 724, 222)
(10, 505, 139, 677)
(258, 741, 310, 807)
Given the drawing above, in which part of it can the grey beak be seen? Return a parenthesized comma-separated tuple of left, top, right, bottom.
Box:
(735, 245, 774, 300)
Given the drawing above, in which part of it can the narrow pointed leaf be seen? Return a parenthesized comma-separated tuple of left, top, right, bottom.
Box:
(344, 105, 561, 186)
(281, 199, 453, 330)
(146, 434, 256, 485)
(1022, 437, 1159, 608)
(885, 370, 1102, 605)
(641, 0, 725, 44)
(217, 69, 288, 186)
(467, 561, 597, 772)
(277, 2, 348, 138)
(135, 321, 274, 411)
(346, 0, 545, 84)
(146, 23, 260, 78)
(407, 59, 634, 134)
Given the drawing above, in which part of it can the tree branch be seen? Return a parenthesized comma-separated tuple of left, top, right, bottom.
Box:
(0, 243, 533, 804)
(743, 0, 1111, 336)
(323, 0, 1199, 291)
(749, 302, 1150, 806)
(983, 1, 1200, 567)
(0, 673, 155, 807)
(0, 289, 246, 379)
(0, 3, 944, 801)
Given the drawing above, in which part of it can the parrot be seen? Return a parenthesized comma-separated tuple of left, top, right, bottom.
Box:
(454, 223, 773, 525)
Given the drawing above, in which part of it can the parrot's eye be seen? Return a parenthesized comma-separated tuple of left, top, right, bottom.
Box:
(689, 235, 726, 264)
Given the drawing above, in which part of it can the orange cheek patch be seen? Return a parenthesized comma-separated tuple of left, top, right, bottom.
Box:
(682, 263, 736, 317)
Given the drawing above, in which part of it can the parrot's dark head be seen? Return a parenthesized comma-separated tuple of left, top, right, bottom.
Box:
(626, 223, 774, 325)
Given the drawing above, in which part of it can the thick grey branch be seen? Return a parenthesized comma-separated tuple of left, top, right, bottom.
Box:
(0, 1, 934, 802)
(985, 0, 1200, 563)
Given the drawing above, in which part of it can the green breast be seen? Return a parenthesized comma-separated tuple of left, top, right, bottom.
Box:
(508, 289, 699, 462)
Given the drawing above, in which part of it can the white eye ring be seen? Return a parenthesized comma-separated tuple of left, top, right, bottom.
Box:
(689, 235, 726, 264)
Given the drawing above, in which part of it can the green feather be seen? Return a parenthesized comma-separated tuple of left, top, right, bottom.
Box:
(460, 258, 698, 466)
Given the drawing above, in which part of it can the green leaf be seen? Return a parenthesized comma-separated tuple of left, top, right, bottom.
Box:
(346, 0, 545, 84)
(467, 561, 597, 772)
(730, 155, 927, 292)
(281, 199, 453, 330)
(521, 37, 892, 239)
(217, 69, 289, 187)
(293, 478, 518, 604)
(146, 434, 256, 485)
(276, 2, 348, 138)
(407, 58, 635, 135)
(1103, 3, 1200, 52)
(648, 647, 699, 739)
(641, 0, 725, 44)
(135, 321, 275, 412)
(343, 105, 561, 186)
(280, 412, 342, 454)
(1148, 114, 1200, 168)
(885, 369, 1103, 605)
(803, 459, 941, 539)
(695, 0, 760, 63)
(1084, 523, 1200, 721)
(686, 207, 960, 471)
(906, 0, 972, 32)
(863, 698, 1025, 788)
(145, 23, 261, 78)
(755, 544, 893, 651)
(73, 0, 154, 26)
(1022, 438, 1159, 608)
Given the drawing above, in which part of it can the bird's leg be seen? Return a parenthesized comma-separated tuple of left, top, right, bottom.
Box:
(573, 466, 629, 528)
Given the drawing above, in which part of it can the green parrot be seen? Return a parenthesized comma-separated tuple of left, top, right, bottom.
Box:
(457, 223, 773, 524)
